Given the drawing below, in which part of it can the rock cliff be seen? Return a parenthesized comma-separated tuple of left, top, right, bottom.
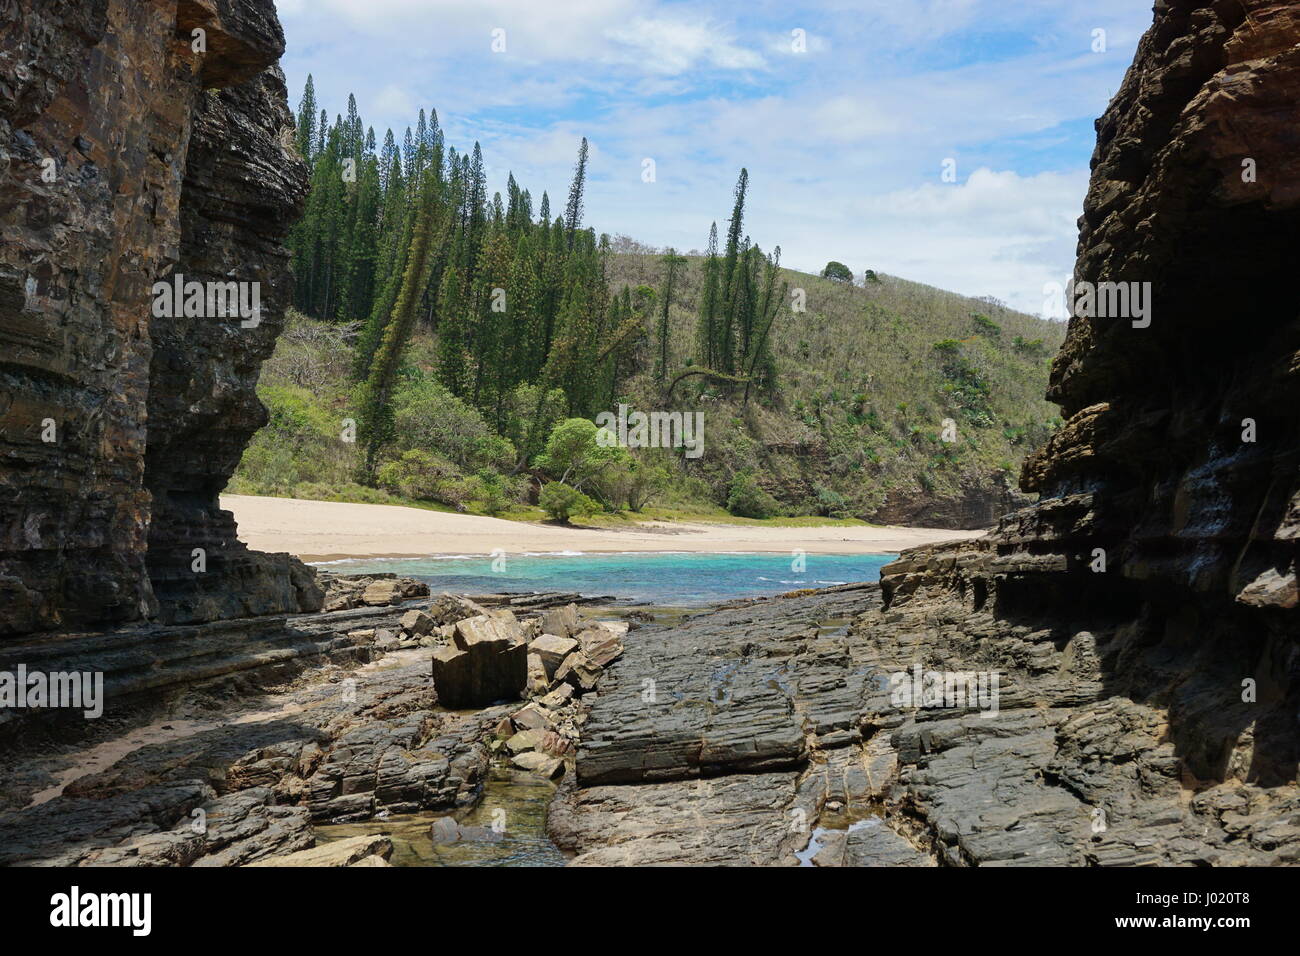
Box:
(558, 0, 1298, 865)
(0, 0, 319, 635)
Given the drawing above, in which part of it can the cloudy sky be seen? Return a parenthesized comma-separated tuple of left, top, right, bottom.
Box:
(275, 0, 1153, 316)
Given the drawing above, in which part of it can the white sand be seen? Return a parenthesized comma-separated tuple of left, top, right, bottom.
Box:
(222, 494, 985, 562)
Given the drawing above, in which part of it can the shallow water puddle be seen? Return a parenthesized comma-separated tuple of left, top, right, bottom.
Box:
(315, 765, 569, 866)
(796, 811, 884, 866)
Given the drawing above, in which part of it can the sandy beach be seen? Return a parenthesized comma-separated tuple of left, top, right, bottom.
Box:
(222, 494, 986, 562)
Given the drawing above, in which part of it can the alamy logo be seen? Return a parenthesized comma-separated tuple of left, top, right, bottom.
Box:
(0, 665, 103, 718)
(594, 403, 704, 459)
(151, 273, 262, 327)
(887, 665, 1000, 717)
(50, 886, 151, 936)
(1042, 278, 1151, 328)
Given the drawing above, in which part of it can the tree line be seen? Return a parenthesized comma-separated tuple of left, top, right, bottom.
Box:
(287, 77, 780, 484)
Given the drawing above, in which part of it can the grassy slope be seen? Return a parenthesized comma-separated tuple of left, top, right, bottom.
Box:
(232, 256, 1065, 529)
(605, 252, 1067, 527)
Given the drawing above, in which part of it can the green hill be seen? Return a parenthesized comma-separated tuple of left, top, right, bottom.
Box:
(602, 249, 1066, 527)
(234, 250, 1064, 529)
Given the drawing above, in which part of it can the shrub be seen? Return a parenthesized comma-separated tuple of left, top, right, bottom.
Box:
(374, 449, 483, 509)
(813, 484, 852, 518)
(539, 481, 598, 523)
(726, 471, 781, 518)
(474, 470, 511, 516)
(821, 261, 854, 283)
(535, 418, 629, 492)
(391, 378, 516, 473)
(971, 313, 1002, 339)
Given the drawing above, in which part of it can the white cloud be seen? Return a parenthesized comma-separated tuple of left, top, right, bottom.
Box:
(277, 0, 1155, 317)
(605, 18, 764, 74)
(372, 84, 416, 119)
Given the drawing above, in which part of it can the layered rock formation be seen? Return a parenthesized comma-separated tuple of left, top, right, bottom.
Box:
(557, 0, 1298, 865)
(0, 0, 318, 636)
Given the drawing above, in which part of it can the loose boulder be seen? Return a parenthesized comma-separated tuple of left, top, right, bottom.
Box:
(530, 633, 579, 677)
(577, 627, 624, 668)
(430, 613, 528, 708)
(399, 609, 434, 636)
(540, 604, 579, 638)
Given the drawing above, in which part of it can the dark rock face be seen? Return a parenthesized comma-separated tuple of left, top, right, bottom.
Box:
(1014, 0, 1299, 619)
(867, 477, 1032, 531)
(0, 0, 318, 635)
(144, 68, 319, 624)
(857, 0, 1300, 864)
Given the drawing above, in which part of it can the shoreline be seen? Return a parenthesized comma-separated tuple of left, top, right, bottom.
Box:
(223, 494, 987, 562)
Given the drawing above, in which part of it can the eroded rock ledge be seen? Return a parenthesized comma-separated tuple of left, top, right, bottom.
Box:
(1, 0, 318, 635)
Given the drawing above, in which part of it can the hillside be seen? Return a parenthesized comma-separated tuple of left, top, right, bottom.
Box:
(603, 251, 1067, 526)
(231, 249, 1064, 529)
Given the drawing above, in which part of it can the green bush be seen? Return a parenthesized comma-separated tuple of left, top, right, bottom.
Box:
(474, 470, 511, 516)
(821, 261, 854, 283)
(726, 471, 781, 519)
(813, 484, 852, 518)
(391, 378, 516, 472)
(375, 449, 483, 509)
(538, 481, 598, 523)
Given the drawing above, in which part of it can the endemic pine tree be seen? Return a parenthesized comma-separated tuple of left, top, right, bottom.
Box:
(295, 74, 317, 162)
(358, 168, 442, 480)
(655, 248, 686, 385)
(563, 138, 588, 251)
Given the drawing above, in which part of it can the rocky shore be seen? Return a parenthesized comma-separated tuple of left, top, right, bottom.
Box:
(552, 573, 1297, 866)
(0, 573, 627, 866)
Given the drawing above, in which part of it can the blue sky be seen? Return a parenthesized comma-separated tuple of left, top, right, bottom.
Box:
(275, 0, 1153, 315)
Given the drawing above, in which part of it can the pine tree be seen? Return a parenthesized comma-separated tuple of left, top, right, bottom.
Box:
(655, 248, 685, 385)
(358, 168, 442, 479)
(717, 168, 749, 375)
(696, 222, 720, 369)
(295, 75, 317, 161)
(563, 138, 589, 250)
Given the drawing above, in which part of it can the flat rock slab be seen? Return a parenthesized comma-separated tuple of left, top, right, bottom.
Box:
(576, 587, 877, 785)
(550, 771, 814, 866)
(248, 834, 393, 867)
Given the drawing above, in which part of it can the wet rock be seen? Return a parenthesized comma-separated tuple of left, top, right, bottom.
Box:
(812, 820, 934, 868)
(429, 816, 460, 845)
(511, 752, 564, 778)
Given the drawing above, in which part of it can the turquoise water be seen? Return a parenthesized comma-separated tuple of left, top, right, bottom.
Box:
(317, 551, 894, 606)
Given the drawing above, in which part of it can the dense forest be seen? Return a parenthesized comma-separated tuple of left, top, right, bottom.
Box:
(236, 81, 1067, 527)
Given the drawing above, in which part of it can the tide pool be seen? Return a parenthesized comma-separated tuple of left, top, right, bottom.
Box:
(316, 551, 894, 606)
